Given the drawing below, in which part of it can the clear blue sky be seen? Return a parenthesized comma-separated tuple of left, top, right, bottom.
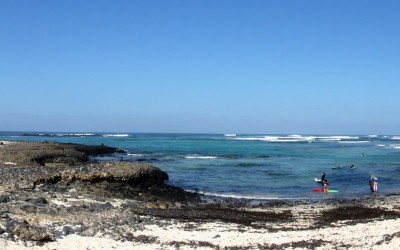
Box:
(1, 1, 399, 134)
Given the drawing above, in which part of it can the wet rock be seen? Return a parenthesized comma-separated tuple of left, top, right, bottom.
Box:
(45, 209, 57, 216)
(63, 226, 73, 235)
(0, 195, 10, 203)
(5, 219, 54, 242)
(19, 204, 37, 213)
(26, 197, 48, 204)
(76, 224, 89, 233)
(0, 211, 10, 219)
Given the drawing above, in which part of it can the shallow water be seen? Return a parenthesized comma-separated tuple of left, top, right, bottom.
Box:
(1, 132, 400, 200)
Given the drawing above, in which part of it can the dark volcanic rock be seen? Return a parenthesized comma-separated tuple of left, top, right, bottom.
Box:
(26, 197, 48, 204)
(5, 220, 54, 242)
(0, 141, 118, 166)
(0, 141, 198, 203)
(0, 195, 10, 203)
(0, 141, 200, 245)
(0, 161, 168, 190)
(62, 226, 74, 235)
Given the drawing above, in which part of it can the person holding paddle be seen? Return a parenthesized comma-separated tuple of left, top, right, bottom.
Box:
(321, 172, 326, 182)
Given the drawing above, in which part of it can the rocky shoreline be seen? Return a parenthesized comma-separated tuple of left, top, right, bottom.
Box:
(1, 140, 400, 249)
(0, 141, 198, 245)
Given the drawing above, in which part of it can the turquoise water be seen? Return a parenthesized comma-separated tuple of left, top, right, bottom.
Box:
(1, 132, 400, 199)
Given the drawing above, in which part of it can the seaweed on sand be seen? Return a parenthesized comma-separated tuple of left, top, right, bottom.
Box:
(317, 205, 400, 226)
(131, 206, 292, 226)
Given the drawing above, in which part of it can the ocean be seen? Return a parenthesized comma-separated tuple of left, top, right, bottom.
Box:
(1, 132, 400, 200)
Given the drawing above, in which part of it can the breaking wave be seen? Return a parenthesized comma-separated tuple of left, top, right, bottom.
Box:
(185, 155, 218, 159)
(103, 134, 129, 137)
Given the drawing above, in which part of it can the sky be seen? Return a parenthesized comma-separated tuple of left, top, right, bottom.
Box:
(1, 1, 399, 135)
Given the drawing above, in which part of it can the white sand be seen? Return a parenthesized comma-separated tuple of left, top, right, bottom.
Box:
(1, 207, 399, 249)
(0, 141, 17, 145)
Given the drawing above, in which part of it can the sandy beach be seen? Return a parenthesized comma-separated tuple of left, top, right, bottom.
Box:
(0, 141, 399, 249)
(0, 194, 399, 249)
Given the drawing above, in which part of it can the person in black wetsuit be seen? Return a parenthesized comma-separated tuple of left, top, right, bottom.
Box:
(321, 172, 326, 182)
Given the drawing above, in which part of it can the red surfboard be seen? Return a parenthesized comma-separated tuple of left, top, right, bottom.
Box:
(313, 188, 339, 193)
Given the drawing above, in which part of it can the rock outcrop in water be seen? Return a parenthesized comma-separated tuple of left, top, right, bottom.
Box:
(0, 141, 119, 166)
(0, 141, 200, 245)
(0, 141, 196, 203)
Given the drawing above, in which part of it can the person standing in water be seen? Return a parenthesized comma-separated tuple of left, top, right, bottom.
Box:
(369, 175, 378, 192)
(323, 179, 329, 192)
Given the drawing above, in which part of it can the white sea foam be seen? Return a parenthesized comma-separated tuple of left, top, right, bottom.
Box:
(318, 138, 342, 141)
(224, 133, 237, 137)
(391, 136, 400, 140)
(185, 155, 218, 159)
(233, 136, 268, 141)
(338, 141, 370, 144)
(193, 190, 305, 200)
(72, 133, 96, 137)
(103, 134, 129, 137)
(235, 135, 361, 143)
(377, 144, 386, 147)
(316, 135, 360, 141)
(388, 144, 400, 149)
(127, 153, 143, 157)
(289, 134, 303, 138)
(55, 133, 96, 137)
(234, 135, 315, 142)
